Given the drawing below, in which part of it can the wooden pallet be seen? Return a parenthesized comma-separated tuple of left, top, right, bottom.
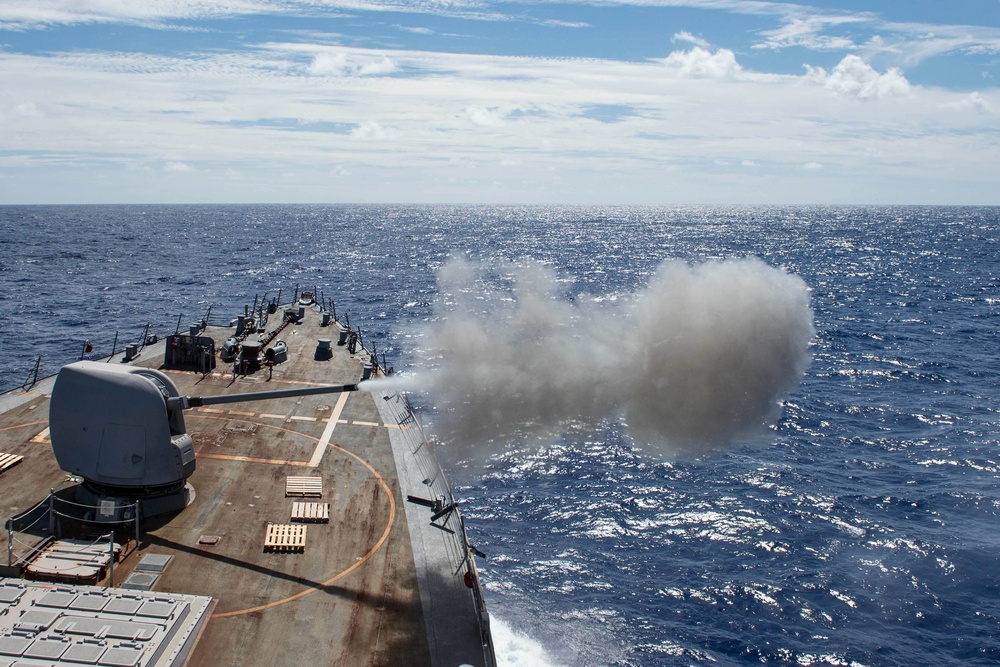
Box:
(291, 502, 330, 523)
(264, 524, 307, 552)
(0, 453, 24, 474)
(285, 476, 323, 498)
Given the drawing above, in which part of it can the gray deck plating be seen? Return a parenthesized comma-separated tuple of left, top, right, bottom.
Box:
(0, 580, 213, 667)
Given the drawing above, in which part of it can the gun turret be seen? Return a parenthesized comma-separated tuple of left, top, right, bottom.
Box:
(49, 361, 360, 512)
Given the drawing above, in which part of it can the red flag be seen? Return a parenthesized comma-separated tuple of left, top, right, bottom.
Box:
(84, 340, 93, 354)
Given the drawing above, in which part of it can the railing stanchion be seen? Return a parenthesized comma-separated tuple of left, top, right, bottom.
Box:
(108, 532, 114, 588)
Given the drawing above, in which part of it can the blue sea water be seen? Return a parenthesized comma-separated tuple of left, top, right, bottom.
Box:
(1, 205, 999, 666)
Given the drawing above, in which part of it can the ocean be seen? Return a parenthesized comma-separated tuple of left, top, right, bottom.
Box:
(1, 205, 998, 666)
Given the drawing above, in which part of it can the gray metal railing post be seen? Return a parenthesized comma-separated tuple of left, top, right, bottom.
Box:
(134, 502, 140, 547)
(108, 532, 114, 588)
(7, 521, 12, 566)
(48, 489, 55, 536)
(108, 331, 119, 362)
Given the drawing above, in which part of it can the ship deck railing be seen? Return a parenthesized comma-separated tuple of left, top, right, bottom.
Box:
(7, 490, 139, 570)
(378, 388, 497, 666)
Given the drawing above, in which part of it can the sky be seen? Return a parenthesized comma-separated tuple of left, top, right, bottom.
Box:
(0, 0, 998, 205)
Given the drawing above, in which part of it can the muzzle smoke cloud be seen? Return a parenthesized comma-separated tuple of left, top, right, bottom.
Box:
(371, 256, 813, 457)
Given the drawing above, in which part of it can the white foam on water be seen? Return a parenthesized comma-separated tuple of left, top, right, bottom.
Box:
(491, 615, 567, 667)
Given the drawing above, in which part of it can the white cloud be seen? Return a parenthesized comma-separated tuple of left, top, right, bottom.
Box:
(659, 47, 742, 79)
(754, 16, 863, 51)
(0, 0, 511, 30)
(164, 161, 193, 172)
(866, 23, 1000, 68)
(742, 5, 1000, 70)
(803, 161, 823, 169)
(14, 102, 42, 117)
(944, 91, 994, 114)
(808, 55, 911, 100)
(398, 25, 433, 35)
(1, 35, 998, 204)
(350, 120, 392, 139)
(541, 19, 590, 28)
(466, 106, 504, 126)
(308, 51, 396, 77)
(672, 31, 710, 48)
(0, 0, 265, 30)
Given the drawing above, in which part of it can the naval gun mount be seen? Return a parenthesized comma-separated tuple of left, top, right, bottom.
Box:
(49, 361, 359, 521)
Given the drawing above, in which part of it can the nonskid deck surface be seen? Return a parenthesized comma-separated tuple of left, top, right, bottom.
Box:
(0, 304, 490, 666)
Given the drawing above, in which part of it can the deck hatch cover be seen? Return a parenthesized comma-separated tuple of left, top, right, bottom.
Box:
(0, 587, 24, 605)
(98, 645, 143, 667)
(71, 594, 111, 612)
(122, 573, 159, 591)
(13, 609, 60, 632)
(135, 554, 172, 573)
(0, 634, 32, 656)
(137, 600, 177, 619)
(37, 591, 79, 609)
(102, 597, 143, 616)
(64, 640, 108, 664)
(24, 636, 72, 660)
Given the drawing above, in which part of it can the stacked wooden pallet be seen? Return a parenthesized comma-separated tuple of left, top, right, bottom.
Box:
(284, 476, 323, 498)
(263, 524, 307, 553)
(0, 453, 23, 474)
(291, 501, 330, 523)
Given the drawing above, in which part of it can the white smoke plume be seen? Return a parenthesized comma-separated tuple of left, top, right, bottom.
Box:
(385, 256, 813, 457)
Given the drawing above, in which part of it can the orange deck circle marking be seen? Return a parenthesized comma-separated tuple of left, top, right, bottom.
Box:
(0, 421, 47, 433)
(190, 414, 396, 619)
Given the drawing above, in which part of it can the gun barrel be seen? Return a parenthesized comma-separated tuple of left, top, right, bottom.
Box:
(174, 383, 359, 409)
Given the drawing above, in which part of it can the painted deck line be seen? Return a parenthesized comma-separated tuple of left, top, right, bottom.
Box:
(288, 415, 317, 422)
(199, 408, 226, 414)
(309, 391, 351, 468)
(0, 420, 47, 434)
(199, 453, 311, 467)
(30, 426, 51, 443)
(258, 413, 286, 420)
(352, 420, 380, 427)
(228, 410, 255, 417)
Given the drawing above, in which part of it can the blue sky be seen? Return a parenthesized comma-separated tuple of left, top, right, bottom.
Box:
(1, 1, 998, 204)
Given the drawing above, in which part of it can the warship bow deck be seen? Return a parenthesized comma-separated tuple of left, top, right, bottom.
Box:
(0, 299, 493, 667)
